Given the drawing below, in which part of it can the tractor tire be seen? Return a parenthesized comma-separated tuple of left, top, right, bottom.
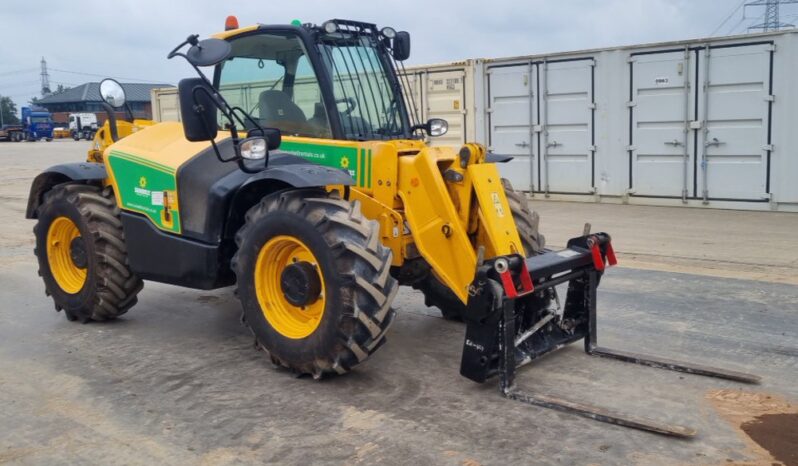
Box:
(414, 178, 545, 321)
(232, 188, 398, 378)
(33, 184, 143, 323)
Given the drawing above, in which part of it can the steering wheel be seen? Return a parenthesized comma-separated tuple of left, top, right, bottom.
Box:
(336, 97, 357, 116)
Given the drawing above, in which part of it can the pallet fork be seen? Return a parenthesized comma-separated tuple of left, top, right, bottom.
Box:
(460, 233, 760, 438)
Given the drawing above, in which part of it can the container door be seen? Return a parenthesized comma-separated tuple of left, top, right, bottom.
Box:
(425, 70, 466, 147)
(697, 44, 772, 201)
(487, 64, 535, 191)
(629, 50, 694, 197)
(540, 59, 595, 194)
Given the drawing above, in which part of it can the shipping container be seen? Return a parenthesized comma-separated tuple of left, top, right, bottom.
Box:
(151, 30, 798, 211)
(399, 60, 482, 147)
(150, 87, 181, 122)
(405, 30, 798, 212)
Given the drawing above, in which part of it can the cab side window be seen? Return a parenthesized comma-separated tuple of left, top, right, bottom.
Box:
(218, 33, 331, 139)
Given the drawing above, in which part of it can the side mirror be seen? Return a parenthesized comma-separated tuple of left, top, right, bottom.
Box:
(99, 78, 126, 107)
(178, 78, 218, 141)
(393, 31, 410, 61)
(427, 118, 448, 137)
(243, 127, 281, 154)
(186, 38, 232, 67)
(262, 127, 281, 150)
(412, 118, 448, 137)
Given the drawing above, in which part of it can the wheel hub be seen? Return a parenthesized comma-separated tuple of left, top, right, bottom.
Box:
(280, 261, 322, 307)
(69, 237, 88, 269)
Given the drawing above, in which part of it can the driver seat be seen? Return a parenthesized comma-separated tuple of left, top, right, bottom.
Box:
(258, 90, 307, 132)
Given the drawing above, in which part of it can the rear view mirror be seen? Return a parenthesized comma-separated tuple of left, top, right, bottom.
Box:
(178, 78, 218, 141)
(393, 31, 410, 61)
(99, 78, 126, 107)
(427, 118, 448, 137)
(263, 127, 281, 150)
(246, 127, 281, 151)
(186, 38, 232, 67)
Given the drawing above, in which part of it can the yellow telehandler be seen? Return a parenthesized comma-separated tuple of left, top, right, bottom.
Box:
(26, 17, 758, 437)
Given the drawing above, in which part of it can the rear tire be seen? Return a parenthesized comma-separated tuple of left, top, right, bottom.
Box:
(33, 184, 143, 322)
(414, 178, 545, 320)
(232, 189, 397, 378)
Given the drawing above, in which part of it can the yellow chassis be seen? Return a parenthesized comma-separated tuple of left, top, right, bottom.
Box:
(89, 122, 523, 305)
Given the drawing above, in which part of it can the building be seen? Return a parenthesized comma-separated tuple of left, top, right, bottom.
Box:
(37, 82, 173, 125)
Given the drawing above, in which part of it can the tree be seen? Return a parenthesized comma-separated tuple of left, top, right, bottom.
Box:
(54, 84, 70, 94)
(0, 96, 19, 126)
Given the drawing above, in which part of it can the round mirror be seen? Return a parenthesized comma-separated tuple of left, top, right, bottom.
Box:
(99, 78, 126, 108)
(186, 38, 232, 67)
(428, 118, 449, 137)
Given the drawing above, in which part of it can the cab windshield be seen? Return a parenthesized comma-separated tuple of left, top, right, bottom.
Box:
(318, 33, 409, 140)
(217, 31, 410, 141)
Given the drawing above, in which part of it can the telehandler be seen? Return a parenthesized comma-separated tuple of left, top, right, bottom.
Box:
(27, 17, 758, 437)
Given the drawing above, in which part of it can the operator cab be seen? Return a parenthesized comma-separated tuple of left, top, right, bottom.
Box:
(215, 20, 416, 142)
(168, 19, 447, 172)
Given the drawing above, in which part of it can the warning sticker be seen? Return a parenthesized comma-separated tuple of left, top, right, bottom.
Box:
(490, 192, 505, 218)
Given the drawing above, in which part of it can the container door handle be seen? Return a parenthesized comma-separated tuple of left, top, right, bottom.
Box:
(664, 139, 683, 146)
(704, 137, 724, 148)
(546, 140, 561, 148)
(515, 141, 529, 148)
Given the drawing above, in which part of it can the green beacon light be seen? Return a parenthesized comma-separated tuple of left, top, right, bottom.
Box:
(290, 19, 302, 27)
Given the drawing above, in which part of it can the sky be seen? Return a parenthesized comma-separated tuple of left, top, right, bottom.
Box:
(1, 0, 796, 114)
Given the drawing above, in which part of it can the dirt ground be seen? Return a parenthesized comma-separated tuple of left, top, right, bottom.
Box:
(1, 140, 796, 465)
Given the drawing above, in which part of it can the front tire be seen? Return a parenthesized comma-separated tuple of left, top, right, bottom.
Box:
(414, 178, 545, 320)
(233, 189, 397, 378)
(33, 184, 143, 322)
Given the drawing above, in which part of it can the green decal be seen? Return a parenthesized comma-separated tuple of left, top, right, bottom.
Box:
(108, 151, 181, 234)
(279, 141, 370, 188)
(367, 149, 372, 188)
(359, 149, 365, 187)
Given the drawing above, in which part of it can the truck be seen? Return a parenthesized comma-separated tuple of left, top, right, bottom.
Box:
(0, 124, 24, 141)
(2, 107, 55, 142)
(68, 113, 98, 140)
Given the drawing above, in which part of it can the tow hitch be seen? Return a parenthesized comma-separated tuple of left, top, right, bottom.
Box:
(460, 233, 759, 438)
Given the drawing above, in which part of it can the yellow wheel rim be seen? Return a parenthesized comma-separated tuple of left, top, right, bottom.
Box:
(46, 216, 87, 294)
(254, 235, 326, 339)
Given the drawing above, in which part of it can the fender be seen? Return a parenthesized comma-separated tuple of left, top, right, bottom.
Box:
(243, 154, 356, 189)
(26, 163, 107, 218)
(222, 156, 355, 239)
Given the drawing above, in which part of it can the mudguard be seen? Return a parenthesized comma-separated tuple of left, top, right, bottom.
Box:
(241, 154, 356, 189)
(26, 163, 107, 218)
(220, 156, 356, 240)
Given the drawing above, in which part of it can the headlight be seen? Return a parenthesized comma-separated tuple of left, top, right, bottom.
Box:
(381, 27, 397, 39)
(323, 21, 338, 34)
(240, 137, 267, 160)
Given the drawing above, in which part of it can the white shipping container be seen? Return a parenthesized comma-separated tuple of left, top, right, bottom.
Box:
(150, 87, 180, 122)
(407, 30, 798, 212)
(151, 30, 798, 211)
(400, 60, 479, 147)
